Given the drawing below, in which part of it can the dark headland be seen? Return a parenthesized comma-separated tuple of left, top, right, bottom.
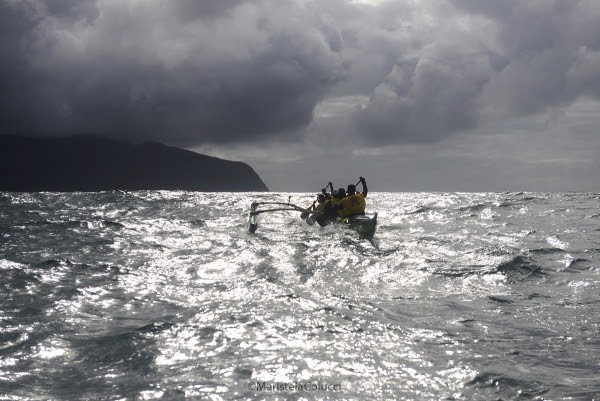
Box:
(0, 135, 268, 192)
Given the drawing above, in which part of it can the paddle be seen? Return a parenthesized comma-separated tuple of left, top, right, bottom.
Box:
(299, 203, 314, 221)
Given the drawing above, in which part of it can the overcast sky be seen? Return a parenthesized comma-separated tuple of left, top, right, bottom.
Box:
(1, 0, 599, 191)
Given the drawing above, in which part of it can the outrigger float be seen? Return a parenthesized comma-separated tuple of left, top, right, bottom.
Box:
(248, 196, 378, 237)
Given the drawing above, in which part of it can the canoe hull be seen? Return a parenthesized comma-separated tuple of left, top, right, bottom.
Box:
(340, 213, 378, 237)
(306, 213, 377, 236)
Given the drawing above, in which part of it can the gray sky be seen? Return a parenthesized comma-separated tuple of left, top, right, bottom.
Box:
(1, 0, 599, 191)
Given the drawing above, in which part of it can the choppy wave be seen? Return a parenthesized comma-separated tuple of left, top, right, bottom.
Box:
(0, 191, 599, 400)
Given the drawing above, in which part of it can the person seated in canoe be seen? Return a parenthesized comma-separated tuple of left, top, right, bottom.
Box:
(330, 188, 346, 213)
(324, 188, 341, 213)
(337, 177, 368, 219)
(315, 188, 342, 226)
(310, 183, 335, 213)
(313, 193, 327, 213)
(322, 182, 334, 200)
(303, 186, 333, 223)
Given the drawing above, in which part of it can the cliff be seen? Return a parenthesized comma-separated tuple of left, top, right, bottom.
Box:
(0, 135, 268, 192)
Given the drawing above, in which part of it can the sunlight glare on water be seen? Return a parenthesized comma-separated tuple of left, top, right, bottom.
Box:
(0, 191, 599, 399)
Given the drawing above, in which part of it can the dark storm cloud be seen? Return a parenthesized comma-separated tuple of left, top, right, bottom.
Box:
(0, 0, 344, 145)
(169, 0, 246, 20)
(1, 0, 600, 148)
(44, 0, 99, 21)
(353, 0, 600, 145)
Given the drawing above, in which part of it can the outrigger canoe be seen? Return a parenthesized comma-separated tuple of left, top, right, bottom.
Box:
(248, 197, 377, 237)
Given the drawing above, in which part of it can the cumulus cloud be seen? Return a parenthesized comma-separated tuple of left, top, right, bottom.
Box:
(465, 0, 600, 111)
(352, 0, 600, 144)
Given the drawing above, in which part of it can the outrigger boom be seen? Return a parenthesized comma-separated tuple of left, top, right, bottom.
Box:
(248, 198, 317, 233)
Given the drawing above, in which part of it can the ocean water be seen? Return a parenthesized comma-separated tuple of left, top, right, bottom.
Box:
(0, 191, 599, 401)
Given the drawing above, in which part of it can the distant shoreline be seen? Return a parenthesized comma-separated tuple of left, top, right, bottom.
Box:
(0, 135, 269, 192)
